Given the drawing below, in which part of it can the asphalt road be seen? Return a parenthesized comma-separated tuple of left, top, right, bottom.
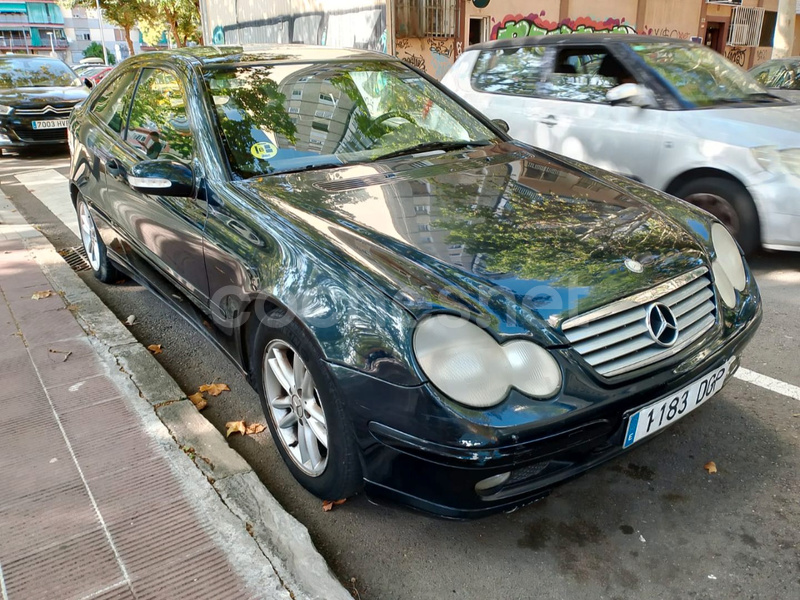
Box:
(2, 149, 798, 600)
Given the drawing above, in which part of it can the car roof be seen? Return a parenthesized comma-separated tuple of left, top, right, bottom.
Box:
(466, 34, 687, 52)
(136, 44, 397, 68)
(0, 53, 65, 62)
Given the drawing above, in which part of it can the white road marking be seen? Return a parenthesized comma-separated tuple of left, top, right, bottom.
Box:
(14, 169, 78, 238)
(0, 560, 9, 600)
(735, 368, 800, 401)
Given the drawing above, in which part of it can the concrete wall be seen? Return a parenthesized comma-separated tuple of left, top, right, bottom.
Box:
(200, 0, 387, 51)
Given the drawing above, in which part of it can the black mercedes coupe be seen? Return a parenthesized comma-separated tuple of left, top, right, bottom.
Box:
(67, 46, 761, 517)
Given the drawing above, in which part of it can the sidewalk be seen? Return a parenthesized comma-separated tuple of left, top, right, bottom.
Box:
(0, 198, 349, 599)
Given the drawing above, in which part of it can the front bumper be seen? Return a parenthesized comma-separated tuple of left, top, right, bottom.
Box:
(331, 298, 762, 519)
(0, 114, 70, 148)
(747, 174, 800, 251)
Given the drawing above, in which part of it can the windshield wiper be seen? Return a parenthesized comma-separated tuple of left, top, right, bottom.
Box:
(372, 140, 492, 161)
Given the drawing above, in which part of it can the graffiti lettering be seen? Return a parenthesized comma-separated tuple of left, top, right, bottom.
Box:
(396, 37, 410, 50)
(726, 47, 746, 67)
(492, 14, 636, 40)
(755, 47, 772, 66)
(455, 40, 463, 58)
(646, 27, 691, 40)
(429, 38, 453, 58)
(400, 52, 426, 70)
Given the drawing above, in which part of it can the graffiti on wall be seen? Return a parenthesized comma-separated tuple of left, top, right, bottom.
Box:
(726, 46, 747, 67)
(491, 13, 636, 40)
(396, 37, 455, 80)
(643, 27, 691, 40)
(754, 47, 772, 66)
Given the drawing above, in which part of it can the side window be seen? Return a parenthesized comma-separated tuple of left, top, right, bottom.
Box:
(752, 64, 781, 88)
(542, 49, 638, 103)
(91, 70, 138, 135)
(126, 68, 192, 163)
(471, 46, 547, 96)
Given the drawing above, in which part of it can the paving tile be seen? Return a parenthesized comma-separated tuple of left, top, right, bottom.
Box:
(26, 345, 103, 389)
(59, 396, 138, 444)
(0, 484, 98, 558)
(46, 375, 125, 414)
(7, 294, 68, 321)
(16, 309, 85, 347)
(1, 528, 124, 600)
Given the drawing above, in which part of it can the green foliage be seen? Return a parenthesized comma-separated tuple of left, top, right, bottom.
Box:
(147, 0, 202, 47)
(83, 41, 115, 65)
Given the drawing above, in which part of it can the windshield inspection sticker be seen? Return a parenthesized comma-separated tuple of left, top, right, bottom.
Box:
(251, 141, 278, 160)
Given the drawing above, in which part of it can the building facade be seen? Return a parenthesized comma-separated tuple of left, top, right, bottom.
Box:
(61, 4, 143, 65)
(0, 0, 69, 59)
(199, 0, 800, 79)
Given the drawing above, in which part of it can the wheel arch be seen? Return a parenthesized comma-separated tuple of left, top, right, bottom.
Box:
(663, 167, 748, 198)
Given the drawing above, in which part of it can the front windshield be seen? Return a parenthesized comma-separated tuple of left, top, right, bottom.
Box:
(0, 58, 81, 88)
(203, 60, 497, 178)
(631, 43, 772, 107)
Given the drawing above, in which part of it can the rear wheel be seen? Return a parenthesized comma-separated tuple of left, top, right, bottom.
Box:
(252, 309, 362, 500)
(675, 177, 760, 255)
(76, 196, 120, 283)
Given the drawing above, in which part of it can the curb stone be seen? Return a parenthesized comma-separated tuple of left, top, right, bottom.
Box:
(0, 192, 352, 600)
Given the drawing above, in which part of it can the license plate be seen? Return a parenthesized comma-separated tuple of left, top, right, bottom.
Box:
(623, 358, 735, 449)
(32, 119, 68, 130)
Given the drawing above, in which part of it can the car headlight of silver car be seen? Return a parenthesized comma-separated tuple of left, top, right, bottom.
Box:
(751, 146, 800, 178)
(0, 104, 12, 116)
(413, 314, 562, 408)
(711, 223, 746, 308)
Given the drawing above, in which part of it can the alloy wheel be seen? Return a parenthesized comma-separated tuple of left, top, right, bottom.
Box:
(78, 201, 101, 271)
(263, 340, 329, 477)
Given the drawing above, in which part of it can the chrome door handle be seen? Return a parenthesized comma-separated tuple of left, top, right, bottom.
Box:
(540, 115, 558, 128)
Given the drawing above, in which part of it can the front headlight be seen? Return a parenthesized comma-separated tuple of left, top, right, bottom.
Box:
(413, 315, 562, 408)
(711, 223, 746, 308)
(751, 146, 800, 178)
(0, 104, 12, 116)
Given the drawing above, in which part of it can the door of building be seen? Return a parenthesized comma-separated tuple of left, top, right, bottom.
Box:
(705, 19, 728, 54)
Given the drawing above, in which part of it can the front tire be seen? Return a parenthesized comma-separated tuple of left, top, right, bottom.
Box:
(252, 309, 363, 500)
(76, 196, 120, 283)
(675, 177, 760, 255)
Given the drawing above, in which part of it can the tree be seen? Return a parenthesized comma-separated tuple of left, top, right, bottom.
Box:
(147, 0, 203, 48)
(63, 1, 155, 57)
(83, 41, 115, 64)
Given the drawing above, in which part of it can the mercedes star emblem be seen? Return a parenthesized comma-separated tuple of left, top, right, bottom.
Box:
(624, 258, 644, 273)
(645, 303, 680, 347)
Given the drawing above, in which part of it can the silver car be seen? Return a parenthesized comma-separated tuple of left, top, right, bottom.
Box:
(750, 58, 800, 103)
(443, 35, 800, 254)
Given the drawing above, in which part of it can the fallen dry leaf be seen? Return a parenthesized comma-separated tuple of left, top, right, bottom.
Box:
(188, 392, 207, 411)
(147, 344, 163, 355)
(125, 315, 136, 326)
(31, 290, 53, 300)
(199, 382, 230, 396)
(245, 423, 265, 435)
(704, 461, 718, 474)
(225, 420, 247, 437)
(322, 499, 347, 512)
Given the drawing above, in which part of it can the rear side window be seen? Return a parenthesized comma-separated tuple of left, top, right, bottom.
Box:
(91, 70, 138, 135)
(126, 68, 192, 163)
(471, 46, 547, 96)
(540, 48, 637, 104)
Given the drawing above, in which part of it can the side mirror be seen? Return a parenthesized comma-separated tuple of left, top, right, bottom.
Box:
(128, 160, 194, 197)
(606, 83, 655, 108)
(492, 118, 510, 133)
(83, 78, 93, 89)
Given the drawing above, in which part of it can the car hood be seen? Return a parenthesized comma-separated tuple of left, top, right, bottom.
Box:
(695, 102, 800, 148)
(238, 143, 709, 343)
(0, 86, 88, 107)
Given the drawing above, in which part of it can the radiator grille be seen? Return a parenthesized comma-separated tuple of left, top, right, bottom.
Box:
(15, 105, 74, 116)
(562, 268, 717, 377)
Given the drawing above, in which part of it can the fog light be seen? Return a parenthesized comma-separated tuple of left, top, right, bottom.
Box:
(475, 471, 510, 493)
(0, 133, 10, 143)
